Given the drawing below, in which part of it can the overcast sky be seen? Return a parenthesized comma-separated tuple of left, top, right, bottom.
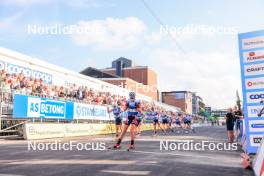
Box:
(1, 0, 264, 109)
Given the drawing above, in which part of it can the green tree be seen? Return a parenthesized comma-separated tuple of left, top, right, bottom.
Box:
(198, 108, 209, 117)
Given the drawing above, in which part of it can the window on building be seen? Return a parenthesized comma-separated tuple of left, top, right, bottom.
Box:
(174, 92, 185, 99)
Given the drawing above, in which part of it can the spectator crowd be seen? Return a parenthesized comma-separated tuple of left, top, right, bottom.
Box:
(0, 69, 203, 123)
(0, 69, 128, 105)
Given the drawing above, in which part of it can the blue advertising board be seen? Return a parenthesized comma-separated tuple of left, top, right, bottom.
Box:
(13, 94, 112, 121)
(13, 94, 73, 120)
(238, 30, 264, 154)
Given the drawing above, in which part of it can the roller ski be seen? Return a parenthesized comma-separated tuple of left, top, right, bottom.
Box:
(107, 144, 121, 150)
(127, 144, 135, 151)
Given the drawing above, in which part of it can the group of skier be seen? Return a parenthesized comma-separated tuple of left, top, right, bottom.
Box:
(107, 92, 195, 150)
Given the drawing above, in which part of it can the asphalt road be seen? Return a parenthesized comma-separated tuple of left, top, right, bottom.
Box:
(0, 126, 254, 176)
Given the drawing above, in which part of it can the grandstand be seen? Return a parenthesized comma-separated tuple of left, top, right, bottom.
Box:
(0, 47, 186, 139)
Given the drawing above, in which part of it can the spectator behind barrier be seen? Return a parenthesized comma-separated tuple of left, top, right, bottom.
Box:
(0, 69, 205, 121)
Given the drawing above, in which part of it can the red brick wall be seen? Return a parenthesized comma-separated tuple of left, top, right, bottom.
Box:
(102, 67, 157, 86)
(123, 68, 147, 85)
(162, 95, 186, 112)
(162, 93, 193, 114)
(147, 68, 157, 86)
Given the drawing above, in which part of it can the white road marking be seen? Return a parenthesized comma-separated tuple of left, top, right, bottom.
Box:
(100, 170, 150, 175)
(130, 150, 216, 159)
(0, 159, 136, 165)
(0, 174, 24, 176)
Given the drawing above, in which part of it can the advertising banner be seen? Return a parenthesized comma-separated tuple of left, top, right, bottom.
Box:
(0, 60, 52, 84)
(253, 136, 264, 176)
(73, 102, 110, 120)
(238, 30, 264, 153)
(13, 94, 112, 121)
(22, 122, 154, 140)
(13, 94, 73, 120)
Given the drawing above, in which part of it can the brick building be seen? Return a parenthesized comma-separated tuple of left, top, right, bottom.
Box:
(80, 57, 158, 100)
(161, 91, 193, 114)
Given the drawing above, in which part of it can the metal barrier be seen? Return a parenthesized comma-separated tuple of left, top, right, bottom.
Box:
(0, 87, 203, 137)
(0, 88, 117, 136)
(0, 89, 13, 130)
(0, 89, 22, 136)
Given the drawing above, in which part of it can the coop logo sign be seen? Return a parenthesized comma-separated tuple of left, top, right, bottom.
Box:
(0, 60, 52, 84)
(250, 94, 264, 99)
(247, 91, 264, 104)
(246, 85, 264, 103)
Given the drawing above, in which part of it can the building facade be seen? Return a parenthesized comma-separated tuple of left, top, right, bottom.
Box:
(161, 91, 193, 114)
(80, 57, 158, 100)
(197, 96, 205, 112)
